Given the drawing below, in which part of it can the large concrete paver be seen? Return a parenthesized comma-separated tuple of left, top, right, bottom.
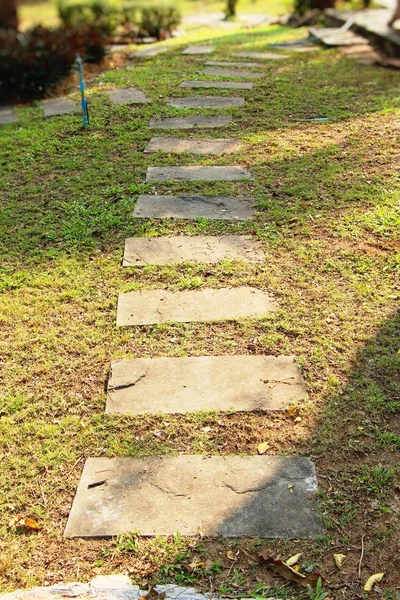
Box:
(183, 45, 215, 54)
(168, 96, 245, 108)
(41, 98, 78, 117)
(134, 46, 168, 57)
(149, 116, 232, 129)
(180, 81, 253, 90)
(117, 287, 277, 326)
(64, 455, 322, 537)
(107, 355, 307, 414)
(0, 106, 18, 125)
(232, 52, 288, 60)
(107, 88, 149, 105)
(203, 67, 261, 79)
(133, 195, 255, 220)
(146, 166, 253, 182)
(123, 235, 264, 266)
(144, 137, 241, 154)
(205, 60, 263, 68)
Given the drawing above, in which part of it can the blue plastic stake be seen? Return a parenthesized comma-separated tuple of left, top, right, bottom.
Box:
(76, 54, 89, 128)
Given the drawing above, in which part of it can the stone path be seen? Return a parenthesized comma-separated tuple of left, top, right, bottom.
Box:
(116, 287, 277, 326)
(107, 88, 149, 105)
(133, 195, 255, 220)
(0, 106, 18, 125)
(65, 456, 321, 537)
(65, 39, 321, 541)
(41, 98, 78, 117)
(143, 137, 241, 154)
(107, 355, 307, 414)
(134, 46, 168, 57)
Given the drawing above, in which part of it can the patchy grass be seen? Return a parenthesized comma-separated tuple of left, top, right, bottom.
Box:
(0, 17, 400, 600)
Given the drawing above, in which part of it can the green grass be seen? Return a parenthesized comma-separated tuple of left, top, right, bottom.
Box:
(1, 16, 400, 600)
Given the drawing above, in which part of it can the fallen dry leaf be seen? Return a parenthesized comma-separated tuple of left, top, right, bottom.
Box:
(226, 551, 236, 561)
(286, 553, 303, 567)
(364, 572, 384, 591)
(185, 561, 204, 572)
(257, 442, 270, 454)
(255, 554, 326, 589)
(286, 406, 300, 418)
(8, 516, 41, 531)
(140, 588, 166, 600)
(333, 553, 346, 569)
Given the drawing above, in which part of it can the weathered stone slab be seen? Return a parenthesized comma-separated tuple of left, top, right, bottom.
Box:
(203, 67, 261, 79)
(133, 195, 254, 220)
(168, 96, 245, 108)
(232, 52, 288, 60)
(180, 81, 253, 90)
(182, 45, 215, 54)
(107, 355, 307, 414)
(144, 137, 241, 154)
(146, 166, 252, 182)
(309, 27, 366, 46)
(134, 46, 168, 57)
(149, 116, 232, 129)
(123, 235, 264, 266)
(0, 106, 18, 125)
(41, 98, 78, 117)
(64, 455, 321, 538)
(117, 287, 277, 326)
(107, 88, 149, 105)
(205, 60, 263, 68)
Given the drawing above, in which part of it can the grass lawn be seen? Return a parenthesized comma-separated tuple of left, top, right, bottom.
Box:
(0, 13, 399, 600)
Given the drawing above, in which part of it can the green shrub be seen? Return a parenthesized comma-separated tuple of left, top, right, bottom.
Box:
(57, 0, 121, 35)
(0, 25, 106, 102)
(140, 4, 181, 38)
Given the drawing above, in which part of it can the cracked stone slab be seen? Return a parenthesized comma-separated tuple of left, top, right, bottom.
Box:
(133, 195, 255, 220)
(232, 52, 289, 60)
(123, 235, 264, 266)
(107, 355, 307, 414)
(149, 116, 232, 129)
(205, 60, 263, 68)
(0, 106, 18, 125)
(0, 578, 230, 600)
(167, 96, 245, 109)
(202, 67, 261, 79)
(134, 46, 168, 57)
(40, 98, 79, 117)
(144, 137, 241, 154)
(146, 166, 252, 182)
(107, 88, 149, 105)
(64, 455, 321, 537)
(117, 287, 277, 326)
(182, 45, 215, 54)
(180, 81, 253, 90)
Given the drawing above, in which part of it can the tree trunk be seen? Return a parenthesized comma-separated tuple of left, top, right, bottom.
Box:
(0, 0, 19, 30)
(225, 0, 239, 19)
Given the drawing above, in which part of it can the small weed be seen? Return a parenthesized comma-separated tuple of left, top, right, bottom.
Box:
(307, 578, 329, 600)
(359, 466, 397, 496)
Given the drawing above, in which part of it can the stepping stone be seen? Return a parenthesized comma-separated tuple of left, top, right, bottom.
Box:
(107, 88, 149, 105)
(64, 455, 322, 538)
(146, 166, 252, 182)
(134, 46, 168, 57)
(232, 52, 288, 60)
(203, 67, 261, 79)
(133, 195, 254, 220)
(144, 137, 241, 154)
(167, 96, 245, 108)
(309, 27, 366, 47)
(41, 98, 78, 117)
(182, 45, 215, 55)
(205, 60, 263, 68)
(107, 355, 307, 414)
(180, 80, 253, 90)
(116, 287, 276, 326)
(123, 235, 264, 266)
(0, 106, 18, 125)
(149, 116, 232, 129)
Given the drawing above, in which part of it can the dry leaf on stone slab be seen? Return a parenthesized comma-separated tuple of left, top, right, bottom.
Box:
(255, 554, 326, 589)
(257, 442, 270, 454)
(333, 554, 346, 569)
(286, 553, 303, 567)
(140, 588, 166, 600)
(364, 573, 384, 591)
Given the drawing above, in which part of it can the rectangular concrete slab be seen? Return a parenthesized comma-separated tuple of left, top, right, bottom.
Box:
(168, 97, 245, 109)
(182, 45, 215, 54)
(0, 106, 18, 125)
(232, 52, 288, 60)
(41, 98, 78, 117)
(64, 455, 322, 538)
(134, 46, 168, 57)
(144, 137, 241, 155)
(107, 355, 307, 414)
(117, 287, 277, 326)
(205, 60, 263, 68)
(202, 67, 261, 79)
(149, 116, 232, 129)
(146, 166, 252, 182)
(123, 235, 264, 266)
(107, 88, 149, 105)
(133, 195, 255, 220)
(180, 81, 253, 90)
